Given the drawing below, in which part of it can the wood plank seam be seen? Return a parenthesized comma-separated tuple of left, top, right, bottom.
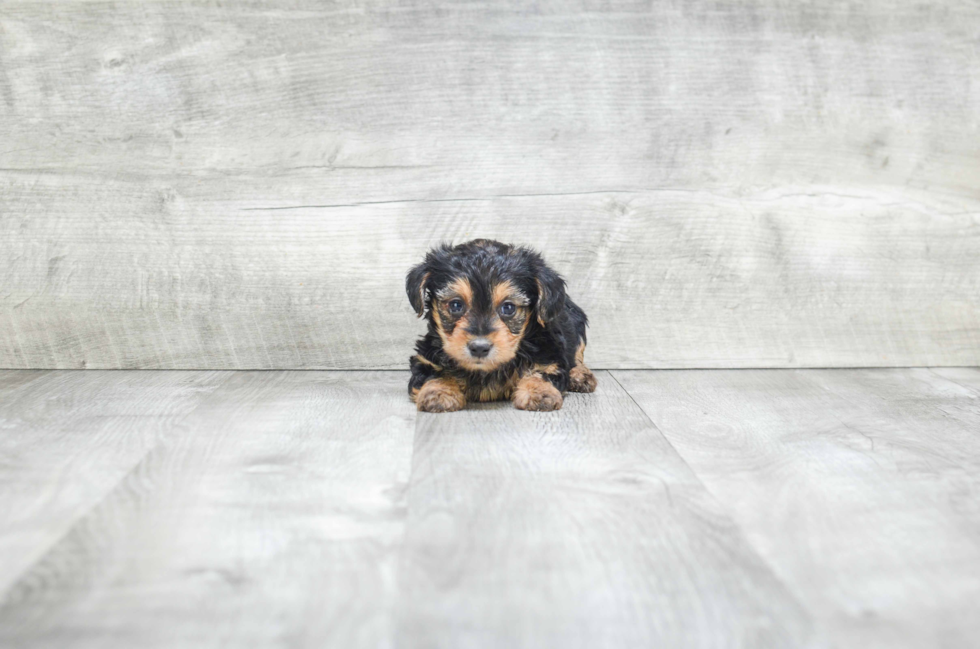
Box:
(607, 369, 820, 624)
(0, 371, 237, 604)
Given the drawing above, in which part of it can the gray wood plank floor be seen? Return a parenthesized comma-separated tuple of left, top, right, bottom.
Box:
(614, 369, 980, 649)
(0, 368, 977, 647)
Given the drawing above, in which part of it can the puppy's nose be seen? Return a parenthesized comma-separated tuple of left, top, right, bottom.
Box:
(467, 338, 493, 358)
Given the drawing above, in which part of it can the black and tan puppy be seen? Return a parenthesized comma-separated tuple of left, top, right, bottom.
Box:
(406, 239, 596, 412)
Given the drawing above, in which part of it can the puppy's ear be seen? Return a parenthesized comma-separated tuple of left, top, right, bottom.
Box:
(534, 263, 567, 326)
(406, 262, 430, 318)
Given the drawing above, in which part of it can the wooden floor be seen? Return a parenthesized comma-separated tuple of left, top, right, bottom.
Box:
(0, 369, 978, 648)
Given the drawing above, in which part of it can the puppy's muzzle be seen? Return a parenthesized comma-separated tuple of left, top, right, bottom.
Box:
(467, 338, 493, 359)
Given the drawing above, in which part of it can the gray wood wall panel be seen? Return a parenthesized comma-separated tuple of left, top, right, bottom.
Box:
(2, 1, 978, 369)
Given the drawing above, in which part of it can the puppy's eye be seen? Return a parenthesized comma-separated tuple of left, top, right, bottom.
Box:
(448, 299, 465, 314)
(499, 301, 516, 317)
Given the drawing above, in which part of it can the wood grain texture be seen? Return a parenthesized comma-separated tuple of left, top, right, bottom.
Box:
(396, 370, 816, 648)
(930, 367, 980, 395)
(0, 370, 226, 595)
(3, 368, 979, 646)
(1, 1, 979, 369)
(0, 371, 416, 648)
(613, 368, 980, 649)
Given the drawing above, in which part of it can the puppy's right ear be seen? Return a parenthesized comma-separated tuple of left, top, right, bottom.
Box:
(406, 262, 430, 317)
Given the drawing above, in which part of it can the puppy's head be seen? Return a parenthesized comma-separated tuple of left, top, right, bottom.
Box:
(406, 239, 566, 372)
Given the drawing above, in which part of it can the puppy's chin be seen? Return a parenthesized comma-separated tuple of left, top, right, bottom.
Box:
(453, 354, 505, 372)
(454, 355, 499, 373)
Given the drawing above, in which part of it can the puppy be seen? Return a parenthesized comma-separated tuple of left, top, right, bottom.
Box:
(406, 239, 597, 412)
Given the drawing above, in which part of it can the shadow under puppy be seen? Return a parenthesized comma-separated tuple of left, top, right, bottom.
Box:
(406, 239, 597, 412)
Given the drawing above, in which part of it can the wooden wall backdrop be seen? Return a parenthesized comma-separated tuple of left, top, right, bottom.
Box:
(1, 1, 978, 369)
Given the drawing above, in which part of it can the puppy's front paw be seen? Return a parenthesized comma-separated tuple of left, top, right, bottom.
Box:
(513, 375, 563, 411)
(569, 365, 597, 393)
(415, 378, 466, 413)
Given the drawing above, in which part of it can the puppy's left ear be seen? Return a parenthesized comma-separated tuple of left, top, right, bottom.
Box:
(534, 263, 567, 326)
(406, 262, 430, 317)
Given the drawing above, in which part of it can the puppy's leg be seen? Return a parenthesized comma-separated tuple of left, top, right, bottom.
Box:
(414, 376, 467, 413)
(568, 340, 597, 393)
(513, 371, 563, 412)
(408, 354, 440, 396)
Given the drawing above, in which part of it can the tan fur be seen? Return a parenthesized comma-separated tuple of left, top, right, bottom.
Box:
(569, 365, 597, 393)
(435, 278, 483, 370)
(444, 277, 473, 305)
(483, 317, 525, 368)
(569, 341, 597, 393)
(492, 280, 516, 307)
(477, 279, 527, 368)
(440, 313, 477, 369)
(415, 377, 466, 412)
(431, 306, 450, 358)
(533, 363, 559, 375)
(474, 370, 521, 402)
(437, 277, 529, 373)
(413, 355, 442, 371)
(486, 280, 528, 368)
(478, 385, 511, 402)
(513, 372, 563, 411)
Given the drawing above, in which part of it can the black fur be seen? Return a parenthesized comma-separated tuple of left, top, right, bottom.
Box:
(406, 239, 589, 405)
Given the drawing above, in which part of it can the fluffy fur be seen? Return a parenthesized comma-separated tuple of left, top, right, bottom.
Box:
(406, 239, 596, 412)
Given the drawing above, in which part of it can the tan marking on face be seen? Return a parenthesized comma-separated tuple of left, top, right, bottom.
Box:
(439, 313, 481, 369)
(413, 355, 441, 371)
(432, 303, 467, 362)
(477, 280, 530, 369)
(435, 277, 481, 368)
(442, 277, 473, 305)
(492, 280, 530, 312)
(492, 280, 516, 307)
(439, 277, 530, 373)
(415, 377, 466, 412)
(432, 305, 446, 343)
(512, 372, 563, 411)
(481, 318, 526, 370)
